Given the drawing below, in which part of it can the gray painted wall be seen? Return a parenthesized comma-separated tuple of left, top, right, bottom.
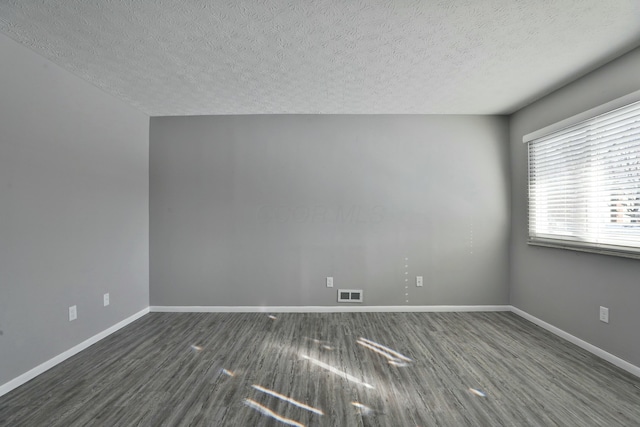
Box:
(510, 46, 640, 367)
(0, 33, 149, 386)
(150, 115, 509, 307)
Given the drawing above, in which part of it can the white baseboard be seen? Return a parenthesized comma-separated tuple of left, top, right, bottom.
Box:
(510, 306, 640, 378)
(0, 307, 149, 398)
(149, 305, 511, 313)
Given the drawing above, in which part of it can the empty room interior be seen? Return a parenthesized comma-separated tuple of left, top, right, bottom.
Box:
(1, 1, 640, 426)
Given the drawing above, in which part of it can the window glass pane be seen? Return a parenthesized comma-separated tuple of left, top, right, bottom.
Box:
(528, 100, 640, 254)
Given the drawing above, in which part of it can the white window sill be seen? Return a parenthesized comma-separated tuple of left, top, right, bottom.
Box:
(527, 239, 640, 260)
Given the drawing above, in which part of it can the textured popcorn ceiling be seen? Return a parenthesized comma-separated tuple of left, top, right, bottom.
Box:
(1, 1, 639, 116)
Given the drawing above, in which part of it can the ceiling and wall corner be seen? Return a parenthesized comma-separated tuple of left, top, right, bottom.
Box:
(0, 0, 639, 116)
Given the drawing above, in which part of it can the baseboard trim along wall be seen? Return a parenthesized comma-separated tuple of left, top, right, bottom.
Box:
(511, 306, 640, 378)
(2, 305, 638, 399)
(149, 305, 512, 313)
(0, 308, 149, 398)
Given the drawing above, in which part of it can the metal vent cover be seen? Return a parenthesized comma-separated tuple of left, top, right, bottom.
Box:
(337, 289, 363, 303)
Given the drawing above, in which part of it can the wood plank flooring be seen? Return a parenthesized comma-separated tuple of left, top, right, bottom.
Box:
(1, 312, 639, 426)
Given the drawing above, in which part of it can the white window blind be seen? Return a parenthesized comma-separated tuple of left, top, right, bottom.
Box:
(527, 99, 640, 257)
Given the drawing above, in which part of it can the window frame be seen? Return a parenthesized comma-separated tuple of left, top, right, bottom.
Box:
(523, 89, 640, 260)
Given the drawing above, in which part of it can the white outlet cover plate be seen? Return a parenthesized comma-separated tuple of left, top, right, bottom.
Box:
(599, 306, 609, 323)
(104, 293, 110, 306)
(326, 277, 334, 288)
(69, 305, 77, 321)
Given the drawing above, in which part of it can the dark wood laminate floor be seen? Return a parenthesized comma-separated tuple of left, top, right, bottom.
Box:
(1, 312, 639, 426)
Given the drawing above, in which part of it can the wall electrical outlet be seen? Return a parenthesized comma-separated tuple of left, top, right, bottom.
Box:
(599, 306, 609, 323)
(69, 305, 77, 321)
(103, 293, 110, 307)
(326, 277, 334, 288)
(416, 276, 423, 287)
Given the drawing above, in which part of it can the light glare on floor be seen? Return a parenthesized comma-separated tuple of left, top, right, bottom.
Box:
(243, 398, 305, 427)
(388, 360, 410, 367)
(252, 384, 323, 415)
(469, 388, 486, 397)
(351, 401, 374, 416)
(221, 369, 235, 377)
(304, 337, 335, 351)
(357, 339, 399, 363)
(358, 337, 412, 362)
(301, 354, 374, 389)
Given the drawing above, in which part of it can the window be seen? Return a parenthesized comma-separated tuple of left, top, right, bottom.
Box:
(525, 92, 640, 258)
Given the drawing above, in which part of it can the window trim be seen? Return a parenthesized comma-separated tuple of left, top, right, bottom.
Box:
(523, 89, 640, 259)
(528, 238, 640, 260)
(523, 89, 640, 144)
